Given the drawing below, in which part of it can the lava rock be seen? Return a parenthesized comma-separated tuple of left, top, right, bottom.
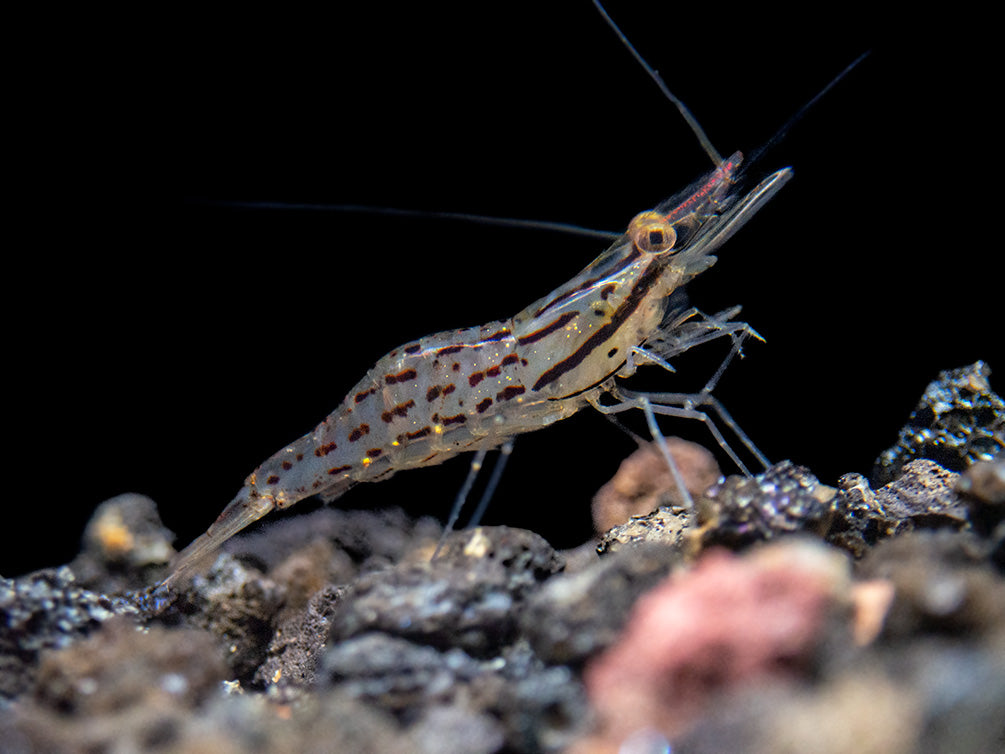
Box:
(692, 461, 838, 552)
(330, 526, 562, 657)
(520, 542, 681, 665)
(0, 566, 138, 698)
(873, 361, 1004, 485)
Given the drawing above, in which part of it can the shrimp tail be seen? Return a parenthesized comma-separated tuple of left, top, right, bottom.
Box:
(161, 489, 274, 589)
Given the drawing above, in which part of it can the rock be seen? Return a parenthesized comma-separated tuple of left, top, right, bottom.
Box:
(582, 540, 850, 743)
(0, 566, 138, 698)
(330, 526, 561, 657)
(691, 461, 837, 552)
(872, 361, 1004, 485)
(591, 438, 721, 533)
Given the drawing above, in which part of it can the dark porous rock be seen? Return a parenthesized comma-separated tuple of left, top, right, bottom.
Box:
(330, 526, 562, 657)
(828, 461, 970, 558)
(957, 458, 1005, 562)
(0, 566, 138, 699)
(873, 460, 967, 528)
(322, 634, 588, 752)
(596, 505, 690, 555)
(322, 632, 484, 712)
(70, 493, 175, 593)
(169, 555, 284, 682)
(873, 361, 1004, 485)
(520, 543, 681, 666)
(226, 506, 444, 580)
(6, 618, 225, 752)
(691, 461, 837, 552)
(856, 530, 1005, 639)
(254, 583, 344, 692)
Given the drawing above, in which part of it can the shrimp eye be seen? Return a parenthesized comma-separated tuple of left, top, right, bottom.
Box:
(628, 210, 677, 253)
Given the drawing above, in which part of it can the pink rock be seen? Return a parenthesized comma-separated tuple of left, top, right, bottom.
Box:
(584, 542, 845, 741)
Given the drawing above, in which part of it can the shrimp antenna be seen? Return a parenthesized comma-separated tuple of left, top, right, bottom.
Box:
(745, 50, 870, 169)
(592, 0, 724, 167)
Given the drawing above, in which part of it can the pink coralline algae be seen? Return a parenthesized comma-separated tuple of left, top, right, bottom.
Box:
(583, 543, 845, 741)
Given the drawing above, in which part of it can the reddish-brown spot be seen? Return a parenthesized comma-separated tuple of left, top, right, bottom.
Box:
(497, 385, 526, 401)
(328, 465, 352, 475)
(404, 343, 422, 354)
(355, 387, 376, 404)
(476, 397, 493, 413)
(608, 347, 618, 358)
(521, 359, 528, 366)
(426, 385, 441, 402)
(438, 345, 464, 356)
(381, 399, 417, 423)
(442, 383, 456, 395)
(296, 453, 304, 461)
(442, 413, 467, 426)
(452, 362, 460, 372)
(281, 461, 293, 470)
(348, 424, 370, 442)
(600, 283, 617, 300)
(407, 427, 432, 440)
(486, 365, 501, 378)
(469, 372, 484, 387)
(266, 475, 280, 485)
(385, 368, 418, 385)
(314, 441, 338, 456)
(367, 448, 383, 458)
(501, 354, 519, 366)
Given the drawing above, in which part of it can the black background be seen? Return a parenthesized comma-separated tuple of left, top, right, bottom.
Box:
(5, 5, 997, 576)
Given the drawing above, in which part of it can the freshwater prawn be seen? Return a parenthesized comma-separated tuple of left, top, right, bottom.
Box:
(163, 4, 846, 588)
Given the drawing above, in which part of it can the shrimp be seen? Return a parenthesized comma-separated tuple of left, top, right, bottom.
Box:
(161, 4, 836, 587)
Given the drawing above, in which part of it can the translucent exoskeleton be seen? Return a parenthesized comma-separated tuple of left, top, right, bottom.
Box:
(160, 2, 862, 588)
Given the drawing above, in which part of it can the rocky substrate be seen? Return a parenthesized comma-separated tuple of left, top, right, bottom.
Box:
(2, 362, 1002, 753)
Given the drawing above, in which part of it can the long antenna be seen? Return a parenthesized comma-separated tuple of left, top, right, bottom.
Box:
(592, 0, 724, 167)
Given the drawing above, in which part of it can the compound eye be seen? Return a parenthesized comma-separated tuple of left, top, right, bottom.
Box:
(628, 210, 677, 253)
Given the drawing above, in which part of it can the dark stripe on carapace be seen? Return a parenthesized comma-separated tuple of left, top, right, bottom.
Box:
(533, 247, 641, 317)
(348, 424, 370, 442)
(442, 413, 467, 426)
(469, 372, 484, 387)
(532, 257, 665, 392)
(517, 311, 578, 346)
(314, 442, 338, 457)
(328, 465, 352, 475)
(486, 365, 500, 378)
(437, 345, 464, 356)
(281, 461, 293, 470)
(600, 283, 617, 300)
(267, 475, 280, 485)
(497, 385, 526, 401)
(404, 343, 422, 354)
(381, 399, 416, 423)
(406, 427, 432, 440)
(476, 397, 493, 413)
(442, 383, 456, 395)
(426, 385, 441, 402)
(385, 368, 418, 385)
(355, 387, 376, 404)
(483, 328, 510, 342)
(501, 353, 519, 367)
(366, 448, 383, 458)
